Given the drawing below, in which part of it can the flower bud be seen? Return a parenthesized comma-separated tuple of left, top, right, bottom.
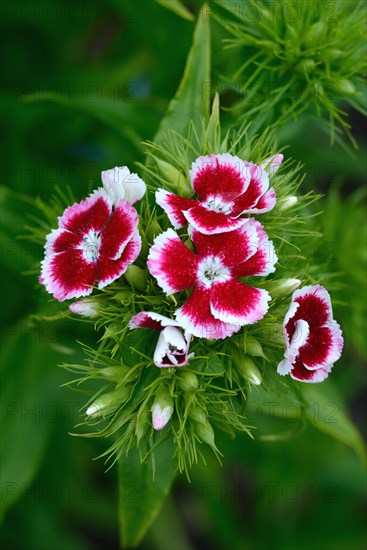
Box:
(336, 79, 356, 96)
(297, 59, 316, 73)
(69, 299, 100, 317)
(152, 389, 174, 430)
(188, 404, 207, 424)
(101, 166, 146, 205)
(269, 278, 301, 298)
(304, 21, 325, 46)
(145, 219, 162, 244)
(240, 356, 262, 386)
(278, 196, 297, 212)
(177, 371, 199, 392)
(155, 158, 191, 196)
(100, 366, 122, 383)
(124, 265, 147, 291)
(86, 385, 131, 417)
(195, 419, 216, 449)
(245, 334, 266, 359)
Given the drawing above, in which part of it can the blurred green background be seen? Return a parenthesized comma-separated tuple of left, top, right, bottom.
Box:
(1, 1, 366, 549)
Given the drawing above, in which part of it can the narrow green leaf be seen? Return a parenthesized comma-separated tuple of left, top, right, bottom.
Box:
(154, 5, 211, 145)
(0, 330, 73, 521)
(155, 0, 194, 21)
(301, 380, 366, 464)
(118, 439, 177, 548)
(22, 94, 151, 151)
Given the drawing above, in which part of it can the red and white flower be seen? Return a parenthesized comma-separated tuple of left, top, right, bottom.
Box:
(101, 166, 146, 206)
(129, 312, 193, 367)
(40, 189, 142, 301)
(156, 153, 282, 235)
(277, 285, 344, 383)
(147, 220, 277, 339)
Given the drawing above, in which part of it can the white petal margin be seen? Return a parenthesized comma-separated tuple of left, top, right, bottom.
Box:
(277, 358, 293, 376)
(291, 364, 334, 384)
(260, 154, 284, 177)
(189, 153, 252, 194)
(285, 319, 310, 363)
(155, 189, 184, 229)
(101, 166, 146, 206)
(282, 300, 300, 348)
(147, 228, 183, 295)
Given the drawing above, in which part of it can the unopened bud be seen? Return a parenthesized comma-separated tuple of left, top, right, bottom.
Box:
(242, 356, 262, 386)
(279, 196, 297, 212)
(152, 388, 174, 430)
(124, 265, 147, 292)
(86, 385, 131, 417)
(188, 404, 207, 424)
(269, 278, 301, 298)
(245, 334, 266, 359)
(177, 371, 199, 392)
(155, 158, 191, 196)
(336, 79, 356, 96)
(304, 21, 325, 46)
(145, 219, 162, 244)
(69, 299, 100, 317)
(195, 420, 216, 449)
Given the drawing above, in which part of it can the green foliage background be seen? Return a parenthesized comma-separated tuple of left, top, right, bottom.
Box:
(1, 1, 366, 549)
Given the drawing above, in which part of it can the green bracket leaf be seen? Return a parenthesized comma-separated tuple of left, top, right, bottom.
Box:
(155, 0, 194, 21)
(118, 439, 177, 548)
(153, 5, 211, 145)
(301, 380, 366, 465)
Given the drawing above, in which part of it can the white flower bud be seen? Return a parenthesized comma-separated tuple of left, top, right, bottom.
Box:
(279, 196, 298, 212)
(69, 299, 100, 317)
(152, 390, 174, 430)
(270, 278, 301, 298)
(101, 166, 146, 206)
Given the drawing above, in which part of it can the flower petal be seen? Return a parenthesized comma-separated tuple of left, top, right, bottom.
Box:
(190, 154, 250, 201)
(290, 357, 333, 383)
(153, 326, 188, 367)
(45, 228, 82, 257)
(286, 319, 310, 364)
(59, 188, 112, 234)
(247, 188, 276, 214)
(129, 311, 179, 331)
(230, 164, 270, 216)
(191, 221, 258, 268)
(184, 205, 246, 235)
(147, 229, 199, 295)
(97, 230, 141, 289)
(40, 249, 97, 301)
(175, 286, 240, 340)
(155, 189, 197, 229)
(260, 153, 284, 177)
(299, 321, 344, 370)
(231, 220, 277, 276)
(290, 285, 334, 330)
(210, 279, 271, 325)
(99, 198, 139, 260)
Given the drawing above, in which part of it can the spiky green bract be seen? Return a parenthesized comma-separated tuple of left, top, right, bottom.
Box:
(29, 96, 329, 475)
(214, 0, 366, 147)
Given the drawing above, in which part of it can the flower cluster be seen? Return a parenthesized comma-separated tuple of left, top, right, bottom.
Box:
(39, 152, 344, 439)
